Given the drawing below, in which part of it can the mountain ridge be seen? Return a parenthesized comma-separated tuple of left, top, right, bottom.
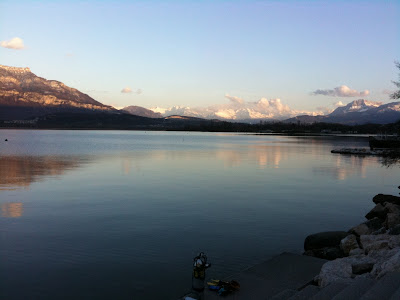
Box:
(0, 64, 115, 120)
(1, 64, 399, 125)
(284, 99, 400, 125)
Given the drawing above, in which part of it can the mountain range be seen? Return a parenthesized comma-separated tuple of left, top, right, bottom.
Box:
(284, 99, 400, 125)
(1, 64, 399, 125)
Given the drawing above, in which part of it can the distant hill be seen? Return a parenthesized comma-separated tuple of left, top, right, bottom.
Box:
(284, 99, 400, 125)
(121, 105, 163, 118)
(0, 64, 115, 120)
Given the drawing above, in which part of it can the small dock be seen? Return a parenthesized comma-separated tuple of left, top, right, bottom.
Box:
(181, 252, 326, 299)
(331, 148, 398, 156)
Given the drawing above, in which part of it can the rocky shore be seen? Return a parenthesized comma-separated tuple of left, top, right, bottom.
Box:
(304, 193, 400, 288)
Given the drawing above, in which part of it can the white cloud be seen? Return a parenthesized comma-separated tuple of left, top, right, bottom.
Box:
(121, 87, 142, 94)
(121, 87, 132, 93)
(225, 94, 244, 105)
(315, 106, 333, 115)
(151, 95, 304, 120)
(312, 85, 370, 97)
(334, 101, 344, 107)
(0, 37, 25, 50)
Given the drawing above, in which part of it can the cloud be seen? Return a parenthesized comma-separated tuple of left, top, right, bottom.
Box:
(121, 87, 142, 94)
(0, 37, 25, 50)
(121, 87, 132, 93)
(225, 94, 244, 104)
(312, 85, 370, 97)
(333, 101, 344, 107)
(151, 95, 304, 120)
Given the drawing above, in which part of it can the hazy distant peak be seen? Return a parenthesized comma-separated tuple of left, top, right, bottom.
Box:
(121, 105, 163, 118)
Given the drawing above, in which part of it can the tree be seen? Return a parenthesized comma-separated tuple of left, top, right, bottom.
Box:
(391, 61, 400, 99)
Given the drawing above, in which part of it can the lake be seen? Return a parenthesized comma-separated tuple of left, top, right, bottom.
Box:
(0, 130, 398, 299)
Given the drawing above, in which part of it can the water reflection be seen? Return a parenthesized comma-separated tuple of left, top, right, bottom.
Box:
(119, 144, 289, 175)
(0, 136, 379, 192)
(0, 156, 89, 190)
(313, 154, 377, 180)
(1, 202, 23, 217)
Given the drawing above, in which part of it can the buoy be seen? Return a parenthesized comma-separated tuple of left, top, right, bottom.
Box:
(5, 139, 7, 141)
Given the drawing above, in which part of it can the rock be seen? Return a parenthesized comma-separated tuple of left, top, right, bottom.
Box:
(360, 235, 390, 253)
(373, 194, 400, 205)
(350, 223, 371, 236)
(349, 248, 365, 256)
(388, 235, 400, 248)
(340, 234, 359, 256)
(312, 246, 344, 260)
(389, 224, 400, 235)
(385, 213, 400, 229)
(372, 227, 387, 235)
(365, 217, 384, 231)
(365, 203, 386, 220)
(370, 247, 400, 278)
(316, 255, 374, 287)
(317, 259, 353, 287)
(352, 263, 374, 275)
(360, 234, 400, 253)
(304, 231, 349, 251)
(349, 218, 383, 236)
(384, 203, 400, 214)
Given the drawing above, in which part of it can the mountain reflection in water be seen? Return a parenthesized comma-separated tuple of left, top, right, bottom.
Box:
(0, 155, 90, 190)
(1, 202, 23, 217)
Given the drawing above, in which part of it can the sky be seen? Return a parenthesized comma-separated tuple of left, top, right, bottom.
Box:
(0, 0, 399, 117)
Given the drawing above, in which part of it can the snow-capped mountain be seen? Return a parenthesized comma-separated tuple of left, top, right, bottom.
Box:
(150, 98, 299, 122)
(285, 99, 400, 125)
(148, 99, 400, 124)
(329, 99, 383, 116)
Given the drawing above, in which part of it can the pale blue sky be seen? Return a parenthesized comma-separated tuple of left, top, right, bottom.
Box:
(0, 0, 399, 114)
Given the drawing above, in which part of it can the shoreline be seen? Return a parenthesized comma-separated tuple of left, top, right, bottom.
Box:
(303, 193, 400, 285)
(186, 192, 400, 299)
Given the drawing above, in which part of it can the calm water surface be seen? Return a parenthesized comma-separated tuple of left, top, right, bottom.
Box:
(0, 130, 398, 299)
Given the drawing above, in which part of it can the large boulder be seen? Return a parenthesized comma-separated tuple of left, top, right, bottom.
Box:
(340, 234, 359, 256)
(373, 194, 400, 205)
(316, 255, 375, 287)
(384, 203, 400, 214)
(349, 218, 383, 236)
(370, 247, 400, 278)
(317, 259, 353, 287)
(385, 213, 400, 229)
(360, 235, 390, 253)
(365, 203, 386, 220)
(350, 223, 370, 236)
(349, 248, 365, 256)
(365, 218, 384, 232)
(304, 231, 349, 251)
(360, 234, 400, 254)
